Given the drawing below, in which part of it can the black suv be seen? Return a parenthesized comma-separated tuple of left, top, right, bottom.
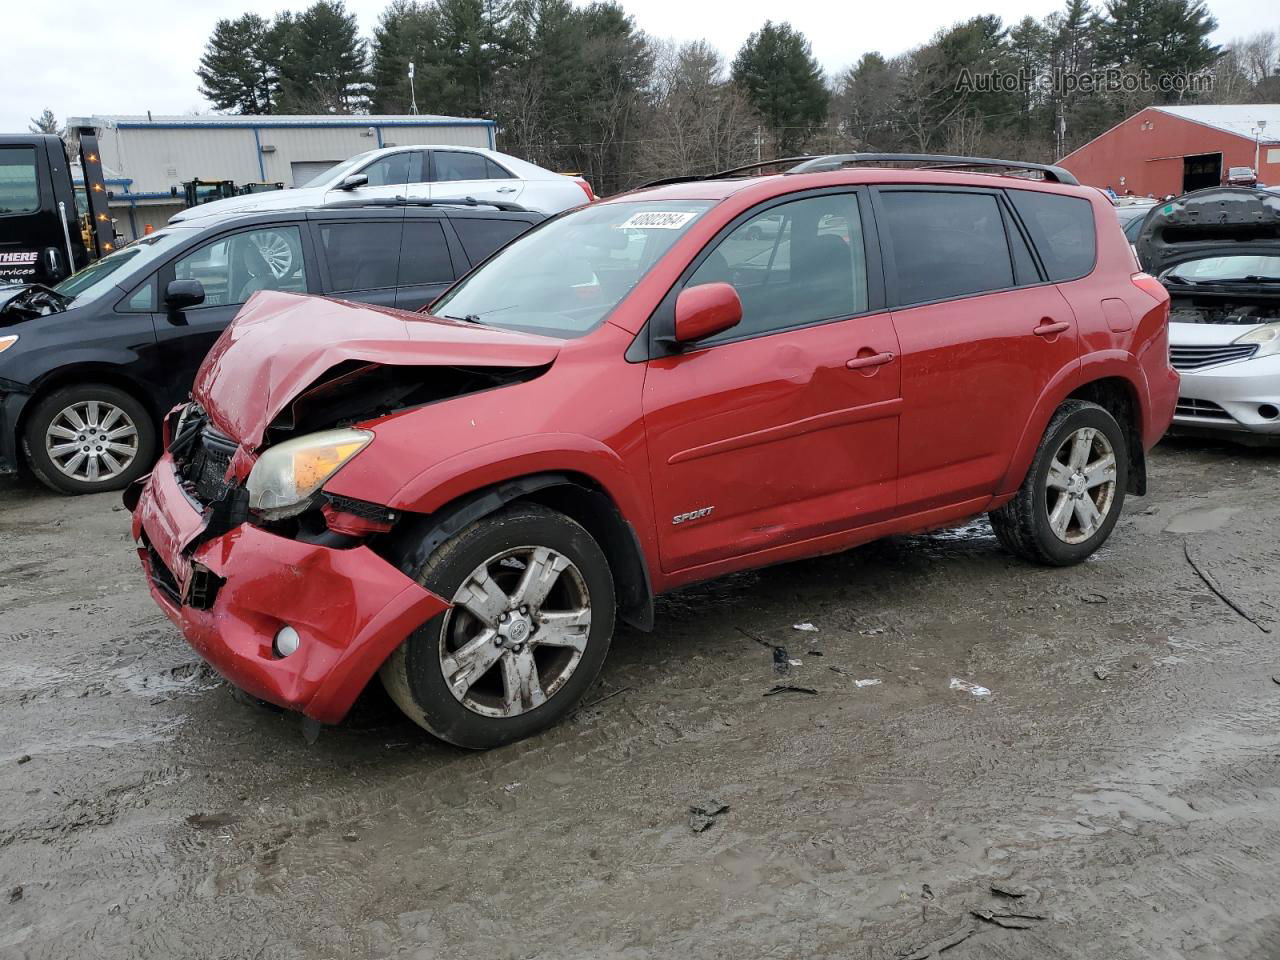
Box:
(0, 202, 544, 494)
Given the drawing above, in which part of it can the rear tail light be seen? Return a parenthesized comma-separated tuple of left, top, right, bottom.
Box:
(575, 178, 596, 203)
(1131, 272, 1167, 303)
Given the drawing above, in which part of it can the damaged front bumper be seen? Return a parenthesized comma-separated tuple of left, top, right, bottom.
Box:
(130, 453, 449, 723)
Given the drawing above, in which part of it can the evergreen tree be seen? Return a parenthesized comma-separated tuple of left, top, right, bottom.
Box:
(197, 14, 283, 113)
(278, 1, 370, 113)
(1097, 0, 1219, 101)
(731, 21, 829, 154)
(833, 53, 900, 148)
(28, 108, 61, 136)
(370, 1, 449, 113)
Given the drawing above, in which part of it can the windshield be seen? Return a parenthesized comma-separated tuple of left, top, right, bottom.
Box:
(299, 151, 379, 188)
(53, 230, 190, 305)
(431, 199, 716, 337)
(1166, 255, 1280, 282)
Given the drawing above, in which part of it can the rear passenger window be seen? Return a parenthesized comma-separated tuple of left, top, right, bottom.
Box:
(686, 193, 868, 343)
(1007, 191, 1096, 281)
(433, 151, 490, 182)
(485, 159, 514, 180)
(319, 221, 401, 292)
(880, 191, 1013, 304)
(398, 220, 453, 285)
(453, 218, 532, 264)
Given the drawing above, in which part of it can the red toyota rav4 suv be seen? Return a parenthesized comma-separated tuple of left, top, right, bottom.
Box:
(128, 154, 1177, 748)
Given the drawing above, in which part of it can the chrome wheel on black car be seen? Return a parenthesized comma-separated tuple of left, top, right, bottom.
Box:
(23, 383, 156, 495)
(380, 503, 615, 749)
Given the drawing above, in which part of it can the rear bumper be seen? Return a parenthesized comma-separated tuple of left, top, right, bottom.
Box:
(1171, 354, 1280, 436)
(132, 454, 449, 723)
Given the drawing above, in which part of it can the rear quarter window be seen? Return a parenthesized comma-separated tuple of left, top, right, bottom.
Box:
(1008, 191, 1097, 281)
(453, 218, 534, 265)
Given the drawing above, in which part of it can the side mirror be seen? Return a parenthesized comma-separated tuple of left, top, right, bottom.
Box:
(338, 173, 369, 191)
(165, 279, 205, 312)
(674, 282, 742, 345)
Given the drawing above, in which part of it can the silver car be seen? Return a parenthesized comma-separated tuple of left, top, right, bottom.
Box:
(1139, 188, 1280, 440)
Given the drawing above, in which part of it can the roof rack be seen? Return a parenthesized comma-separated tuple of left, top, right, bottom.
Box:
(640, 156, 820, 189)
(321, 195, 529, 212)
(786, 153, 1079, 185)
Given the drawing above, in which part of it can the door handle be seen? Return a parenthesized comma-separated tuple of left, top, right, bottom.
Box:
(496, 187, 518, 194)
(846, 351, 895, 370)
(1033, 320, 1070, 337)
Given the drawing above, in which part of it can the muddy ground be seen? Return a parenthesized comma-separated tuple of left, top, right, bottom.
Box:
(1, 438, 1278, 959)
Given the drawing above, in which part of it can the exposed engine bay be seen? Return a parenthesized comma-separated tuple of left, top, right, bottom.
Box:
(262, 360, 547, 446)
(1169, 296, 1280, 325)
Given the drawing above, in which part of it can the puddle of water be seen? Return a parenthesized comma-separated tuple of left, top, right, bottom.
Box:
(1164, 506, 1239, 535)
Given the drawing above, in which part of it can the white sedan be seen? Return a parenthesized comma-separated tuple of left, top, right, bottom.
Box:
(170, 146, 594, 222)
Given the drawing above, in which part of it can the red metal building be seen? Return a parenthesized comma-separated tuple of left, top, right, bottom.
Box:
(1060, 104, 1280, 196)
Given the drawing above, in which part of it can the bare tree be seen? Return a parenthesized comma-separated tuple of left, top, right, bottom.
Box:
(636, 40, 760, 180)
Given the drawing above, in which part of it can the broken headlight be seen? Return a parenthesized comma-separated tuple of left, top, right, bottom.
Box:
(1234, 322, 1280, 359)
(246, 428, 373, 520)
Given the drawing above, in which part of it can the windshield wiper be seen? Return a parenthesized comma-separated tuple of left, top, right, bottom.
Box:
(439, 313, 483, 324)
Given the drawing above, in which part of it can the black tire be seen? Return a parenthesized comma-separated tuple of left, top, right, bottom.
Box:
(380, 502, 615, 749)
(22, 383, 157, 495)
(989, 399, 1128, 566)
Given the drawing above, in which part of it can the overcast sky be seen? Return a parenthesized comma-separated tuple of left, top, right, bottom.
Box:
(0, 0, 1266, 131)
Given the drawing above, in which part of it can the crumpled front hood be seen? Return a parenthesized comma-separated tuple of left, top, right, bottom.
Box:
(193, 291, 561, 451)
(1138, 187, 1280, 275)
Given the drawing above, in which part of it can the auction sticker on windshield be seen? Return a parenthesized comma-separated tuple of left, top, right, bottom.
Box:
(617, 211, 700, 230)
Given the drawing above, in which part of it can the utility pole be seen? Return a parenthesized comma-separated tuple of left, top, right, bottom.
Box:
(1255, 120, 1267, 179)
(409, 61, 419, 116)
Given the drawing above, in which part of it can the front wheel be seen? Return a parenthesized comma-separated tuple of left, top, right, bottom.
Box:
(989, 399, 1128, 566)
(380, 503, 615, 749)
(22, 383, 156, 495)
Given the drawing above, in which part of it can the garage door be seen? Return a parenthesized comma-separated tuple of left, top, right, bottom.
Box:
(290, 161, 340, 187)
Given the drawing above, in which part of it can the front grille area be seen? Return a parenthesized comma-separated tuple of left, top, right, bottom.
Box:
(179, 426, 239, 505)
(1169, 343, 1258, 371)
(1175, 397, 1233, 421)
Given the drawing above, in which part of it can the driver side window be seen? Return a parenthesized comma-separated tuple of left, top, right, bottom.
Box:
(173, 226, 307, 308)
(686, 193, 869, 343)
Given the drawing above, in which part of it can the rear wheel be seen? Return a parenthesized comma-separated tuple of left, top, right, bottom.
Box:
(989, 399, 1128, 566)
(22, 384, 156, 495)
(380, 503, 615, 749)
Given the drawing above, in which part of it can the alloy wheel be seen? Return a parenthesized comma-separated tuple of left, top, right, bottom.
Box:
(44, 400, 140, 484)
(438, 545, 592, 718)
(1044, 426, 1118, 544)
